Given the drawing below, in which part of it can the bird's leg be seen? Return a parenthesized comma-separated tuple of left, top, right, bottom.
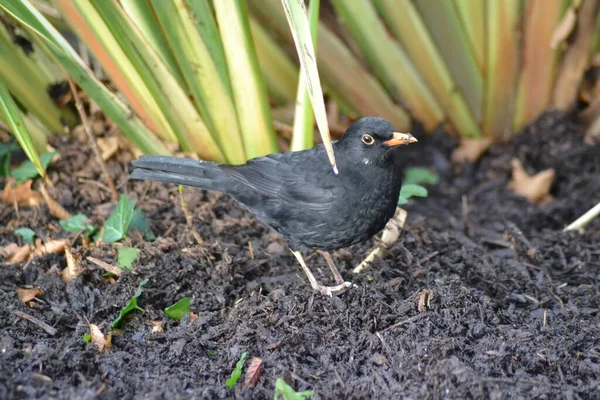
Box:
(317, 250, 344, 284)
(290, 250, 353, 297)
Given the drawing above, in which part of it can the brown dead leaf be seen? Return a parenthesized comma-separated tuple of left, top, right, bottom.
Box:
(417, 290, 434, 313)
(1, 243, 31, 264)
(89, 324, 107, 352)
(39, 184, 72, 220)
(150, 320, 164, 333)
(62, 245, 81, 282)
(550, 8, 577, 49)
(1, 178, 44, 207)
(33, 239, 69, 258)
(507, 159, 555, 204)
(98, 137, 119, 161)
(451, 138, 493, 163)
(243, 357, 262, 388)
(17, 288, 42, 304)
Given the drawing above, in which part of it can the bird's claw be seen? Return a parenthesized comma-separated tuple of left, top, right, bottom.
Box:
(313, 281, 355, 297)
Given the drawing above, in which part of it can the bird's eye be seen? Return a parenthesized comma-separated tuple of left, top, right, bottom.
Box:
(361, 134, 375, 145)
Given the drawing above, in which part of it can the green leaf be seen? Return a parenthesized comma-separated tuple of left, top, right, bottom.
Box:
(0, 78, 45, 179)
(15, 227, 35, 245)
(226, 352, 248, 390)
(164, 297, 191, 320)
(129, 209, 155, 241)
(274, 378, 315, 400)
(59, 214, 95, 236)
(117, 247, 139, 270)
(111, 278, 149, 329)
(403, 167, 439, 186)
(11, 151, 56, 183)
(398, 184, 428, 205)
(102, 195, 136, 243)
(83, 333, 91, 343)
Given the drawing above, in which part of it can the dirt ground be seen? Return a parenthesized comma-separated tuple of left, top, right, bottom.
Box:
(1, 112, 599, 399)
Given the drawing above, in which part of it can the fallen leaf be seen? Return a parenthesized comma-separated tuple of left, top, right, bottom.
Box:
(354, 207, 407, 273)
(33, 239, 69, 258)
(89, 324, 107, 352)
(150, 320, 164, 333)
(1, 178, 44, 207)
(1, 243, 31, 264)
(39, 184, 72, 220)
(62, 245, 81, 282)
(507, 159, 555, 204)
(243, 357, 262, 388)
(98, 137, 118, 161)
(16, 288, 42, 304)
(550, 8, 577, 49)
(451, 138, 493, 163)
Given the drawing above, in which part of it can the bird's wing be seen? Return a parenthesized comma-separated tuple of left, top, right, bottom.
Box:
(219, 149, 340, 212)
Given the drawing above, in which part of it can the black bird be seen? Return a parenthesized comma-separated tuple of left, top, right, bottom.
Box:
(131, 117, 417, 295)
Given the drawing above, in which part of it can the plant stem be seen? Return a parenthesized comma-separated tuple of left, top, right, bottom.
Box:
(563, 201, 600, 231)
(67, 77, 118, 201)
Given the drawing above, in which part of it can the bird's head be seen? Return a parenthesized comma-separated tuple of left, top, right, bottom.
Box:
(336, 117, 417, 168)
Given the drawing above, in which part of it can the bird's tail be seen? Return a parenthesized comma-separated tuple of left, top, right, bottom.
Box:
(130, 155, 227, 192)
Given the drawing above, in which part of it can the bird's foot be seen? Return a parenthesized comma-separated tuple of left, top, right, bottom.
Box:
(311, 281, 355, 297)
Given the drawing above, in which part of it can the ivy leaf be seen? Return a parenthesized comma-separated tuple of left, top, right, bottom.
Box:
(226, 352, 248, 390)
(117, 247, 139, 270)
(14, 227, 35, 245)
(129, 209, 155, 241)
(0, 141, 19, 176)
(111, 278, 148, 329)
(11, 151, 57, 183)
(102, 195, 136, 243)
(274, 378, 315, 399)
(164, 297, 191, 320)
(403, 167, 439, 186)
(59, 214, 95, 236)
(398, 184, 428, 205)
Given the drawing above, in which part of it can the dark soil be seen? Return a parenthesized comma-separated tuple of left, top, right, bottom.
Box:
(1, 112, 599, 399)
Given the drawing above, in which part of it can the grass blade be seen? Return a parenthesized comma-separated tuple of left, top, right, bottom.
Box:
(214, 0, 278, 159)
(412, 0, 484, 123)
(453, 0, 486, 74)
(0, 23, 74, 133)
(0, 0, 170, 155)
(249, 18, 298, 105)
(151, 0, 246, 164)
(330, 0, 444, 131)
(54, 0, 177, 143)
(89, 0, 225, 161)
(0, 79, 44, 177)
(513, 0, 564, 130)
(290, 0, 319, 151)
(482, 0, 521, 140)
(282, 0, 336, 170)
(248, 0, 410, 130)
(374, 0, 480, 137)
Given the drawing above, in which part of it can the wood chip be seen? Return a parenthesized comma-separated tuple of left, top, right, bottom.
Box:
(1, 178, 44, 207)
(62, 245, 81, 282)
(97, 137, 119, 161)
(150, 320, 164, 333)
(13, 310, 57, 335)
(507, 159, 555, 204)
(86, 256, 122, 276)
(33, 239, 69, 258)
(16, 288, 42, 304)
(39, 184, 72, 220)
(451, 138, 493, 163)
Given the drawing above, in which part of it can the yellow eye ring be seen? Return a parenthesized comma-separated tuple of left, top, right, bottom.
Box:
(362, 134, 375, 145)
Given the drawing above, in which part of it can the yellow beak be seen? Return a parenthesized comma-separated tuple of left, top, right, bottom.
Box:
(384, 132, 418, 147)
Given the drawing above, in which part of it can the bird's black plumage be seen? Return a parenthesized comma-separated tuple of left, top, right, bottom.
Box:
(131, 117, 414, 251)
